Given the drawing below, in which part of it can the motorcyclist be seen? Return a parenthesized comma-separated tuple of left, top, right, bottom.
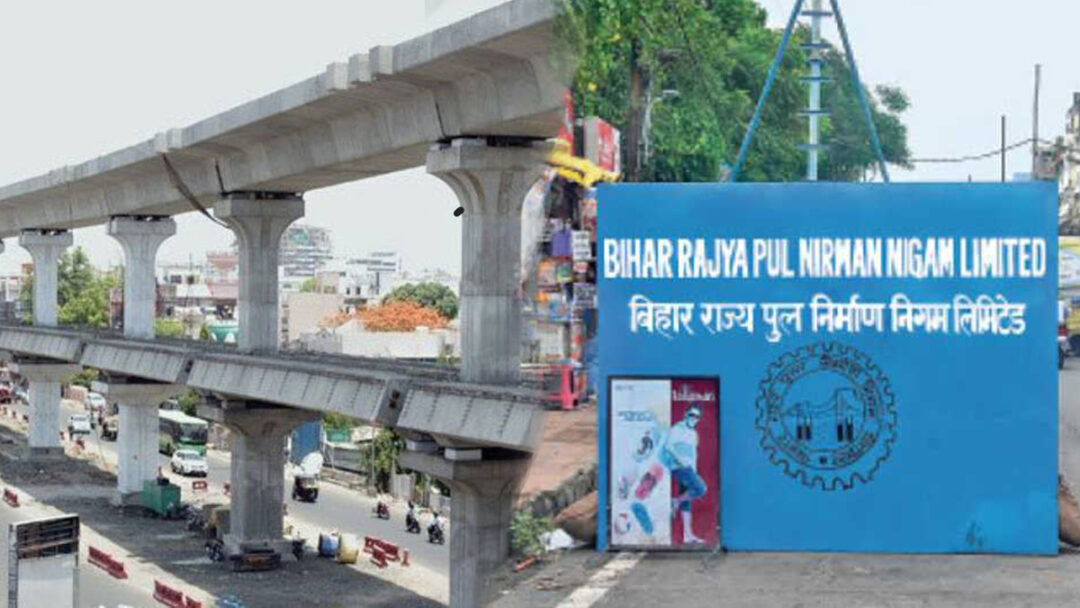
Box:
(405, 501, 420, 533)
(428, 512, 445, 543)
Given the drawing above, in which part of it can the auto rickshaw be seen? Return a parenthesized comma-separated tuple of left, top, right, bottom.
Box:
(292, 474, 319, 502)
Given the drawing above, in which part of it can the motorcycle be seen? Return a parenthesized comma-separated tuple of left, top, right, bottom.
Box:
(405, 511, 421, 534)
(427, 521, 445, 545)
(205, 538, 225, 562)
(374, 500, 390, 520)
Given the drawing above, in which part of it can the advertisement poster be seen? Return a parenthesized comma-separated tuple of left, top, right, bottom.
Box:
(609, 377, 719, 549)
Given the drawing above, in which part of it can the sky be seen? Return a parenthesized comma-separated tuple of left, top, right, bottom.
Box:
(2, 1, 1079, 274)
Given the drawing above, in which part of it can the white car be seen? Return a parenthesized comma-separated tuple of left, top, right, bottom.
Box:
(84, 392, 107, 414)
(170, 449, 208, 477)
(67, 414, 92, 436)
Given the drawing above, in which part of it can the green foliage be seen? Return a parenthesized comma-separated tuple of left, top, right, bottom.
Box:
(385, 283, 459, 320)
(299, 277, 318, 293)
(58, 274, 115, 328)
(154, 318, 185, 339)
(557, 0, 911, 182)
(66, 367, 99, 389)
(58, 248, 96, 307)
(177, 389, 201, 416)
(510, 510, 555, 557)
(371, 428, 404, 493)
(322, 412, 354, 430)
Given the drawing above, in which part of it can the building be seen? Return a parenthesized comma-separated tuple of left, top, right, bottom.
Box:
(280, 291, 343, 347)
(280, 224, 333, 278)
(300, 319, 458, 361)
(326, 251, 403, 303)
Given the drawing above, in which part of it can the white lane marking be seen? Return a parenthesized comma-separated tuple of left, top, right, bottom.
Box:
(554, 552, 644, 608)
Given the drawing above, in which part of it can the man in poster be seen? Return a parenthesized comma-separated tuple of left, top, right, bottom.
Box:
(662, 404, 707, 545)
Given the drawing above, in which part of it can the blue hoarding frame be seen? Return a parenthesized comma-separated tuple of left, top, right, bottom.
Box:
(596, 181, 1058, 555)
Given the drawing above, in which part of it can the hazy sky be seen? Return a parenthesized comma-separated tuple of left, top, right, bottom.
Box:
(2, 1, 1078, 274)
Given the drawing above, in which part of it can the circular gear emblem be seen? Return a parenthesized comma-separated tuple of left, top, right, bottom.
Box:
(756, 342, 897, 491)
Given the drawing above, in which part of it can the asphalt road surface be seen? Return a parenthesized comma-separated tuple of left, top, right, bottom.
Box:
(0, 496, 150, 608)
(30, 398, 448, 575)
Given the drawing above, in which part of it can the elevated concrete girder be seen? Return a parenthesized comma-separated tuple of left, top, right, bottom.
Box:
(199, 401, 318, 557)
(0, 0, 562, 236)
(215, 194, 303, 353)
(427, 138, 549, 385)
(399, 451, 530, 608)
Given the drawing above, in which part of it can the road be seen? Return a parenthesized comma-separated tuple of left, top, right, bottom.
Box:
(14, 398, 448, 576)
(0, 489, 150, 608)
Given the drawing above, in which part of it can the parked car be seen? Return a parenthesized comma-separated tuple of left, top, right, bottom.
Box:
(67, 414, 92, 436)
(170, 449, 208, 477)
(84, 392, 107, 415)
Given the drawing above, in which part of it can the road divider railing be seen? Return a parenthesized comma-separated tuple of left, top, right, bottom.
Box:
(88, 546, 128, 579)
(3, 487, 19, 507)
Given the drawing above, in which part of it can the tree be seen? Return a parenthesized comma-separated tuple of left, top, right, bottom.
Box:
(370, 428, 404, 493)
(385, 282, 459, 320)
(557, 0, 911, 183)
(57, 272, 116, 328)
(154, 318, 185, 339)
(21, 247, 122, 327)
(299, 277, 318, 293)
(358, 300, 448, 332)
(177, 389, 201, 417)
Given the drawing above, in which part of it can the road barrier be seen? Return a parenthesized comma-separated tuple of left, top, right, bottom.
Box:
(192, 480, 208, 492)
(3, 488, 19, 507)
(87, 546, 128, 579)
(184, 596, 203, 608)
(153, 580, 185, 608)
(370, 545, 388, 568)
(362, 536, 405, 568)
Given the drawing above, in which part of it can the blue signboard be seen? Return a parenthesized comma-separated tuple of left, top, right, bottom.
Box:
(597, 183, 1058, 554)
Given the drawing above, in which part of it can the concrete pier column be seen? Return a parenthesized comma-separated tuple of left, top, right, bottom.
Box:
(427, 139, 548, 384)
(98, 383, 182, 504)
(106, 216, 178, 504)
(108, 216, 176, 339)
(215, 194, 304, 353)
(199, 402, 317, 554)
(19, 229, 72, 327)
(19, 230, 73, 459)
(399, 451, 530, 608)
(12, 362, 80, 459)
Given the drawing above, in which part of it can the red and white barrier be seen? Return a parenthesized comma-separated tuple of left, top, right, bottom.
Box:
(153, 580, 185, 608)
(2, 487, 19, 507)
(88, 546, 128, 579)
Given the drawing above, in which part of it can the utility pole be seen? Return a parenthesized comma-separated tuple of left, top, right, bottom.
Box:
(1033, 64, 1042, 176)
(806, 0, 824, 181)
(626, 40, 647, 183)
(1001, 115, 1007, 182)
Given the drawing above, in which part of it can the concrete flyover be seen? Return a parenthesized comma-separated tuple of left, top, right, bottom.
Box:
(0, 324, 545, 454)
(0, 1, 563, 605)
(0, 0, 562, 234)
